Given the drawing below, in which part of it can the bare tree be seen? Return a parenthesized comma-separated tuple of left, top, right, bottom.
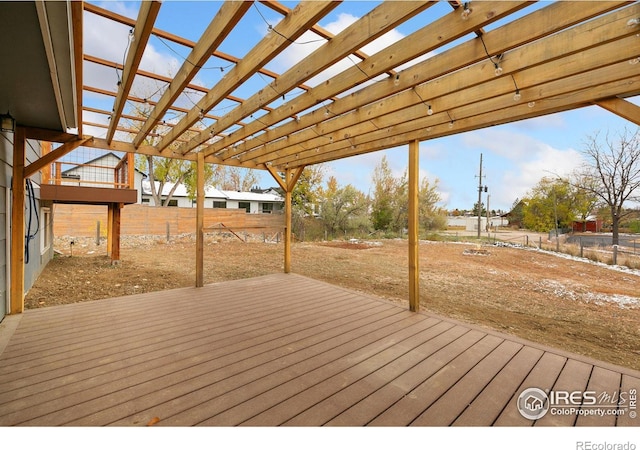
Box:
(575, 127, 640, 245)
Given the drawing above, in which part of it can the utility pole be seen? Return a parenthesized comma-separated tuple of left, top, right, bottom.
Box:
(476, 153, 487, 238)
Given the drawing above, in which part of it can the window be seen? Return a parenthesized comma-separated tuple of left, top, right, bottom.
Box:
(238, 202, 251, 213)
(167, 199, 178, 207)
(40, 207, 52, 254)
(261, 203, 273, 214)
(213, 201, 226, 208)
(141, 198, 150, 204)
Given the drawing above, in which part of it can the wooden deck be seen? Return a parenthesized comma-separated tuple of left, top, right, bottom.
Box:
(0, 273, 638, 427)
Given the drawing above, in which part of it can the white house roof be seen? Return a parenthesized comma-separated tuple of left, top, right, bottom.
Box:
(141, 180, 283, 202)
(221, 190, 283, 202)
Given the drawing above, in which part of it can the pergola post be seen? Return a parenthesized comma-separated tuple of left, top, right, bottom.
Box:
(267, 165, 303, 274)
(195, 151, 205, 287)
(408, 139, 420, 312)
(10, 127, 26, 314)
(107, 203, 122, 263)
(284, 168, 292, 274)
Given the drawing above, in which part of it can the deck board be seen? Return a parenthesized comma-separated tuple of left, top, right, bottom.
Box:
(0, 273, 638, 427)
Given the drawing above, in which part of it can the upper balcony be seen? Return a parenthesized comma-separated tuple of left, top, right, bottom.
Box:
(39, 148, 138, 205)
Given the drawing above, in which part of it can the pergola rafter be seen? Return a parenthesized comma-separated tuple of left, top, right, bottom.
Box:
(211, 0, 532, 162)
(234, 1, 635, 166)
(74, 0, 639, 170)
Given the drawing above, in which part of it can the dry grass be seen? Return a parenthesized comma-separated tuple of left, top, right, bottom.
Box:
(26, 236, 640, 371)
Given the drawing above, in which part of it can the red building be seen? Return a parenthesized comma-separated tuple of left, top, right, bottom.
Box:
(572, 217, 603, 233)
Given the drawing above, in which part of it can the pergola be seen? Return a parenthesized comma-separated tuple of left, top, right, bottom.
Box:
(3, 0, 640, 315)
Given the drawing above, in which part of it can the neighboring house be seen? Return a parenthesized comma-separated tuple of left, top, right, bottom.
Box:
(60, 152, 147, 203)
(141, 180, 284, 214)
(1, 131, 54, 321)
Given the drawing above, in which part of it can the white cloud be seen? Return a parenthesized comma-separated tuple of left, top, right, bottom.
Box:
(459, 128, 585, 207)
(499, 143, 583, 206)
(461, 129, 542, 161)
(84, 3, 180, 101)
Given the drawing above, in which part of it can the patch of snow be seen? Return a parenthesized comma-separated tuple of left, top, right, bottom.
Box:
(535, 279, 639, 309)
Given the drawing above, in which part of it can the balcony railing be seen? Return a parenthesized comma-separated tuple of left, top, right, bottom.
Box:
(43, 153, 135, 189)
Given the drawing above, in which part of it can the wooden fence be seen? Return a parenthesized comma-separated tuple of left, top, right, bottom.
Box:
(53, 204, 285, 237)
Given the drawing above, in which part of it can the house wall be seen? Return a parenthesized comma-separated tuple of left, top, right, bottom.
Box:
(0, 132, 53, 320)
(0, 132, 10, 321)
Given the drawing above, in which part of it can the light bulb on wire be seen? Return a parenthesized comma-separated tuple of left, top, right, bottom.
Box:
(513, 90, 521, 101)
(494, 63, 503, 76)
(427, 105, 433, 116)
(461, 2, 472, 20)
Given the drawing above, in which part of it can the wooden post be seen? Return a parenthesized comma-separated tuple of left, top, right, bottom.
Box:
(109, 203, 122, 263)
(10, 127, 26, 314)
(41, 141, 52, 184)
(284, 168, 292, 274)
(55, 161, 62, 185)
(408, 140, 420, 312)
(107, 205, 113, 256)
(195, 152, 204, 287)
(127, 152, 135, 189)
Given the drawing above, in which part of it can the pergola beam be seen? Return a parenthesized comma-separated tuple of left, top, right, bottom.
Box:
(157, 1, 340, 155)
(197, 1, 436, 158)
(133, 1, 252, 147)
(272, 47, 636, 166)
(24, 136, 93, 178)
(71, 1, 83, 136)
(289, 74, 640, 167)
(213, 0, 530, 161)
(244, 1, 636, 166)
(105, 0, 161, 144)
(595, 98, 640, 126)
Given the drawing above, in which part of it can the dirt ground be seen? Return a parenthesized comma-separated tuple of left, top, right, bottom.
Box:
(26, 234, 640, 371)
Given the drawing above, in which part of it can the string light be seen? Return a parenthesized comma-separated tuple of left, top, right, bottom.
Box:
(629, 57, 639, 65)
(461, 2, 472, 20)
(394, 74, 400, 86)
(511, 75, 521, 101)
(199, 110, 204, 119)
(427, 105, 433, 116)
(627, 18, 640, 27)
(494, 62, 503, 76)
(528, 101, 535, 108)
(128, 28, 135, 43)
(513, 90, 521, 101)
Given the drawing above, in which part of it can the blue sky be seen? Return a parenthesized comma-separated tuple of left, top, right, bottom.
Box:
(83, 1, 640, 213)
